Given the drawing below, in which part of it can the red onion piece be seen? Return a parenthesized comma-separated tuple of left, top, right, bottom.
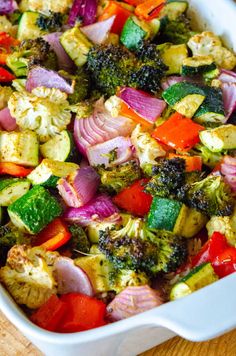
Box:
(119, 87, 166, 123)
(87, 136, 133, 167)
(0, 107, 17, 131)
(26, 67, 75, 94)
(68, 0, 97, 27)
(161, 76, 203, 90)
(221, 156, 236, 191)
(64, 194, 119, 225)
(107, 286, 163, 321)
(218, 69, 236, 83)
(81, 16, 115, 44)
(221, 82, 236, 119)
(54, 257, 94, 296)
(43, 32, 75, 72)
(58, 166, 100, 208)
(0, 0, 13, 14)
(73, 100, 135, 156)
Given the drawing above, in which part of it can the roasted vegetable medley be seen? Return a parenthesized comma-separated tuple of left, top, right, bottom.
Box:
(0, 0, 236, 333)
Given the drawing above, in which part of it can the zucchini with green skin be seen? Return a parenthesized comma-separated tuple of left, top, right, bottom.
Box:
(40, 130, 78, 162)
(8, 186, 63, 234)
(160, 0, 188, 21)
(162, 82, 206, 118)
(17, 12, 47, 41)
(199, 124, 236, 152)
(27, 159, 79, 188)
(170, 263, 219, 300)
(0, 179, 31, 206)
(157, 43, 188, 74)
(181, 55, 216, 76)
(120, 16, 160, 51)
(0, 131, 39, 167)
(60, 27, 93, 66)
(194, 86, 225, 124)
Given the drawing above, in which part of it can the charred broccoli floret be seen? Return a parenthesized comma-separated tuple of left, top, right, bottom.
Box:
(145, 158, 186, 197)
(0, 225, 30, 266)
(6, 38, 57, 77)
(99, 217, 187, 275)
(96, 160, 141, 194)
(159, 14, 196, 44)
(67, 224, 90, 257)
(86, 43, 167, 96)
(36, 12, 64, 32)
(64, 67, 90, 104)
(109, 268, 149, 293)
(191, 143, 224, 169)
(178, 175, 234, 217)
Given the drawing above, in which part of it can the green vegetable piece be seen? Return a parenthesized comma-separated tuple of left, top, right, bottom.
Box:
(120, 16, 148, 51)
(0, 178, 30, 206)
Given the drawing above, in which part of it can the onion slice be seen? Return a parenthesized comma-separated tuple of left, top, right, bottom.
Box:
(54, 257, 94, 296)
(107, 285, 163, 321)
(81, 16, 115, 44)
(64, 194, 120, 226)
(119, 87, 166, 123)
(0, 0, 13, 14)
(161, 76, 203, 90)
(57, 166, 100, 208)
(0, 107, 17, 131)
(221, 156, 236, 192)
(87, 136, 133, 167)
(26, 67, 75, 94)
(68, 0, 97, 27)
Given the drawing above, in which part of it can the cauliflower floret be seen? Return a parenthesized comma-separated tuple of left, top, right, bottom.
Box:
(0, 245, 59, 309)
(131, 124, 166, 174)
(188, 31, 236, 70)
(8, 87, 72, 142)
(206, 208, 236, 247)
(19, 0, 73, 13)
(0, 86, 13, 110)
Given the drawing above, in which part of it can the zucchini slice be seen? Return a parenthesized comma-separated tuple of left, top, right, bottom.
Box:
(181, 55, 216, 76)
(194, 86, 225, 124)
(8, 185, 63, 234)
(27, 159, 79, 187)
(199, 124, 236, 152)
(160, 0, 188, 21)
(17, 12, 46, 41)
(40, 130, 77, 162)
(0, 178, 30, 206)
(157, 43, 188, 74)
(162, 82, 206, 118)
(0, 131, 39, 167)
(170, 262, 219, 300)
(60, 27, 92, 67)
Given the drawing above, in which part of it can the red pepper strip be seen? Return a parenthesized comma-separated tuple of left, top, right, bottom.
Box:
(0, 32, 20, 51)
(113, 179, 153, 217)
(212, 247, 236, 278)
(0, 53, 8, 65)
(58, 293, 107, 333)
(119, 101, 153, 129)
(152, 112, 204, 151)
(0, 67, 15, 82)
(34, 218, 71, 251)
(124, 0, 146, 5)
(0, 162, 33, 177)
(30, 295, 67, 332)
(135, 0, 165, 20)
(98, 1, 132, 34)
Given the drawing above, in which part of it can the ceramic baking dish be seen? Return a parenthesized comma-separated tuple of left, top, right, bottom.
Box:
(1, 1, 236, 355)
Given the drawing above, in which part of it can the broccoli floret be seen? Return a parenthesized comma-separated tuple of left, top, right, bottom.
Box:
(36, 12, 64, 32)
(86, 43, 167, 96)
(109, 269, 149, 293)
(159, 14, 196, 44)
(6, 38, 57, 77)
(179, 175, 234, 217)
(99, 217, 187, 275)
(67, 224, 90, 257)
(59, 67, 90, 104)
(0, 224, 30, 266)
(145, 158, 186, 197)
(96, 160, 141, 194)
(191, 143, 223, 169)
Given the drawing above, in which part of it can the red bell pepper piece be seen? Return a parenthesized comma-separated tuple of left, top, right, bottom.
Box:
(30, 295, 67, 332)
(0, 162, 33, 177)
(135, 0, 165, 20)
(0, 32, 19, 51)
(58, 293, 107, 333)
(34, 218, 71, 251)
(152, 112, 204, 151)
(212, 247, 236, 278)
(124, 0, 146, 5)
(98, 1, 132, 34)
(113, 179, 153, 216)
(0, 67, 15, 82)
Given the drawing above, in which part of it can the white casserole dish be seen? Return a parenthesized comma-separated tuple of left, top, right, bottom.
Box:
(1, 1, 236, 355)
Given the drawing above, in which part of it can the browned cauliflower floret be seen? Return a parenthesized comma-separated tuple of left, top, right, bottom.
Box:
(0, 245, 59, 309)
(19, 0, 73, 13)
